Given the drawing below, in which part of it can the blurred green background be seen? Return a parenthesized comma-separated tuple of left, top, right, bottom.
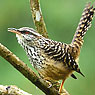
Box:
(0, 0, 95, 95)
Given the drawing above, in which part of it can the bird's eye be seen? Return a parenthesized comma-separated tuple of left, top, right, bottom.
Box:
(25, 31, 29, 34)
(20, 30, 29, 34)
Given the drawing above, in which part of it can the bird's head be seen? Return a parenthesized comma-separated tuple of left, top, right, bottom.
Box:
(8, 27, 42, 45)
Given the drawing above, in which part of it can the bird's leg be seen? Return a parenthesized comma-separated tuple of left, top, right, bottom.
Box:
(59, 80, 64, 93)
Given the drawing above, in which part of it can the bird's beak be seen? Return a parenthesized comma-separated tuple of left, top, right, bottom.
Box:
(8, 28, 21, 35)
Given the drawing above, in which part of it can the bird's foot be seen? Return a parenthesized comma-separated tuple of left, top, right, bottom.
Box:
(45, 80, 61, 90)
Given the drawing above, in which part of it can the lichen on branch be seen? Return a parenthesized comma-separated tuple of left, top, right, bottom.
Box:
(30, 0, 48, 38)
(0, 85, 32, 95)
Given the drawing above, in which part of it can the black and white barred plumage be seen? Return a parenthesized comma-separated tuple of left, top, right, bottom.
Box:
(8, 3, 95, 92)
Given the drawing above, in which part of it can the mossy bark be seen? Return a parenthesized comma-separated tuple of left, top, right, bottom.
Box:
(30, 0, 48, 38)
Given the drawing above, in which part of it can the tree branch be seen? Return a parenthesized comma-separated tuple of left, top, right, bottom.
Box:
(0, 85, 32, 95)
(30, 0, 48, 38)
(0, 43, 60, 95)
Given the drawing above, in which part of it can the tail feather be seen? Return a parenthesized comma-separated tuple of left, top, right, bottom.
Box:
(71, 74, 77, 79)
(72, 2, 95, 48)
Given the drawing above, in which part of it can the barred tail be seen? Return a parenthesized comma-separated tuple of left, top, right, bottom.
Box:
(71, 2, 95, 48)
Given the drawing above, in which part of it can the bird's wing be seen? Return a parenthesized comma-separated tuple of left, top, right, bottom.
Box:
(40, 38, 84, 77)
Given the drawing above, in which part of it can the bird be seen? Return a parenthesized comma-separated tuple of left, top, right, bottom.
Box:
(8, 3, 95, 93)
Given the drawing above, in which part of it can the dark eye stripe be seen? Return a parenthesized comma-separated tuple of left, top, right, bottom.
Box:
(20, 30, 29, 34)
